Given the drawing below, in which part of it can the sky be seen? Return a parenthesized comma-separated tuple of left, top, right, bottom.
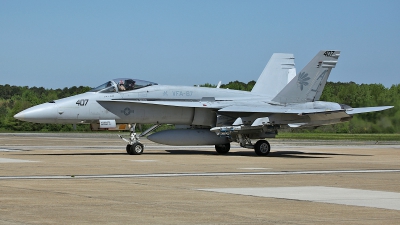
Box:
(1, 0, 400, 89)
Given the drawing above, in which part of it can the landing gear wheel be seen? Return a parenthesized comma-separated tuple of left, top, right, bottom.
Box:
(127, 143, 144, 155)
(215, 143, 231, 154)
(254, 140, 270, 156)
(126, 144, 132, 154)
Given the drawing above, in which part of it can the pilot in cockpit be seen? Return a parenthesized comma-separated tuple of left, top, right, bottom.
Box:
(118, 80, 126, 91)
(125, 79, 136, 90)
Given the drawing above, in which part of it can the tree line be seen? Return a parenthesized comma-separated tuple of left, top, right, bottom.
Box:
(0, 85, 91, 132)
(0, 81, 398, 133)
(215, 80, 400, 133)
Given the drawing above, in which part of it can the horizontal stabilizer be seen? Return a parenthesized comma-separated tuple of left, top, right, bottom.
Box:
(346, 106, 393, 115)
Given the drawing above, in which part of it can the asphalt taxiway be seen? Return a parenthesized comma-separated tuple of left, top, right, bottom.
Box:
(1, 133, 400, 224)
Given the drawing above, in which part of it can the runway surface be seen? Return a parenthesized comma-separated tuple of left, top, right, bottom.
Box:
(1, 133, 400, 224)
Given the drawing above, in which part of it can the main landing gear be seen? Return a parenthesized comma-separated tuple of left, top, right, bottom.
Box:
(215, 143, 231, 154)
(254, 140, 271, 156)
(214, 139, 270, 156)
(232, 134, 271, 156)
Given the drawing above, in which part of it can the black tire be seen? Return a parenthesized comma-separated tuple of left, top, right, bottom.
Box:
(127, 143, 144, 155)
(215, 143, 230, 154)
(254, 140, 270, 156)
(126, 144, 132, 154)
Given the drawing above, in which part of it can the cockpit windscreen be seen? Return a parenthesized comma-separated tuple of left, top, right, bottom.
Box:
(89, 78, 158, 93)
(89, 81, 115, 93)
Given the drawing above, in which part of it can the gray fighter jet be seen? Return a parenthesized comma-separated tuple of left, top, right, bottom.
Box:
(14, 50, 393, 156)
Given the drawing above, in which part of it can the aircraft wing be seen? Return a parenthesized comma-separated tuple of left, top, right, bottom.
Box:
(99, 99, 344, 115)
(346, 106, 393, 115)
(218, 105, 345, 115)
(98, 100, 392, 116)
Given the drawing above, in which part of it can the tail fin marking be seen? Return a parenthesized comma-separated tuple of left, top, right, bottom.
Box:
(272, 50, 340, 104)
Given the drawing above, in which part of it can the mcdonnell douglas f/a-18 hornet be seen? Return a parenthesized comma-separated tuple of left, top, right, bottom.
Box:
(14, 50, 393, 156)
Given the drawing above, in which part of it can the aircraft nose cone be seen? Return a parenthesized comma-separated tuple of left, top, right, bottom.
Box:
(14, 103, 59, 123)
(13, 112, 24, 120)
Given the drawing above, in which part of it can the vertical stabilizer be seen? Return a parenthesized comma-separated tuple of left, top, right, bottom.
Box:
(272, 50, 340, 104)
(251, 53, 295, 98)
(287, 68, 296, 83)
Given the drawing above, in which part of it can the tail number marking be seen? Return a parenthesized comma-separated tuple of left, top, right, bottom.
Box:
(323, 51, 335, 57)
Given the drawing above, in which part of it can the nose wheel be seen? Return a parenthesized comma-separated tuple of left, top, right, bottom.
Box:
(126, 143, 144, 155)
(119, 123, 145, 155)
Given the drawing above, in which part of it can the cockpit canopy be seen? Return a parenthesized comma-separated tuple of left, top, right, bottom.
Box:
(89, 78, 158, 93)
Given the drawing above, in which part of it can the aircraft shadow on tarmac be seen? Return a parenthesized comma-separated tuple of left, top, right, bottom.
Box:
(16, 150, 372, 158)
(16, 152, 127, 156)
(159, 150, 372, 158)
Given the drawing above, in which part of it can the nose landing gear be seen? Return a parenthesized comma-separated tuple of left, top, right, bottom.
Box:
(126, 142, 144, 155)
(119, 123, 144, 155)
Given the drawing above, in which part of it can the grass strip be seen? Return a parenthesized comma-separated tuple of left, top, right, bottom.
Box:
(277, 133, 400, 141)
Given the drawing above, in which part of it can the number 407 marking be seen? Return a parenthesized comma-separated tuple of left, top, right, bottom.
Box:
(323, 51, 335, 57)
(76, 99, 89, 106)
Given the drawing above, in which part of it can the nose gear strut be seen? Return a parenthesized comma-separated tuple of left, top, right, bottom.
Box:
(118, 123, 162, 155)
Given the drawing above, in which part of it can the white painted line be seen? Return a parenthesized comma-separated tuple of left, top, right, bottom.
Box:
(0, 149, 22, 152)
(0, 169, 399, 180)
(0, 158, 39, 163)
(199, 186, 400, 211)
(238, 168, 271, 170)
